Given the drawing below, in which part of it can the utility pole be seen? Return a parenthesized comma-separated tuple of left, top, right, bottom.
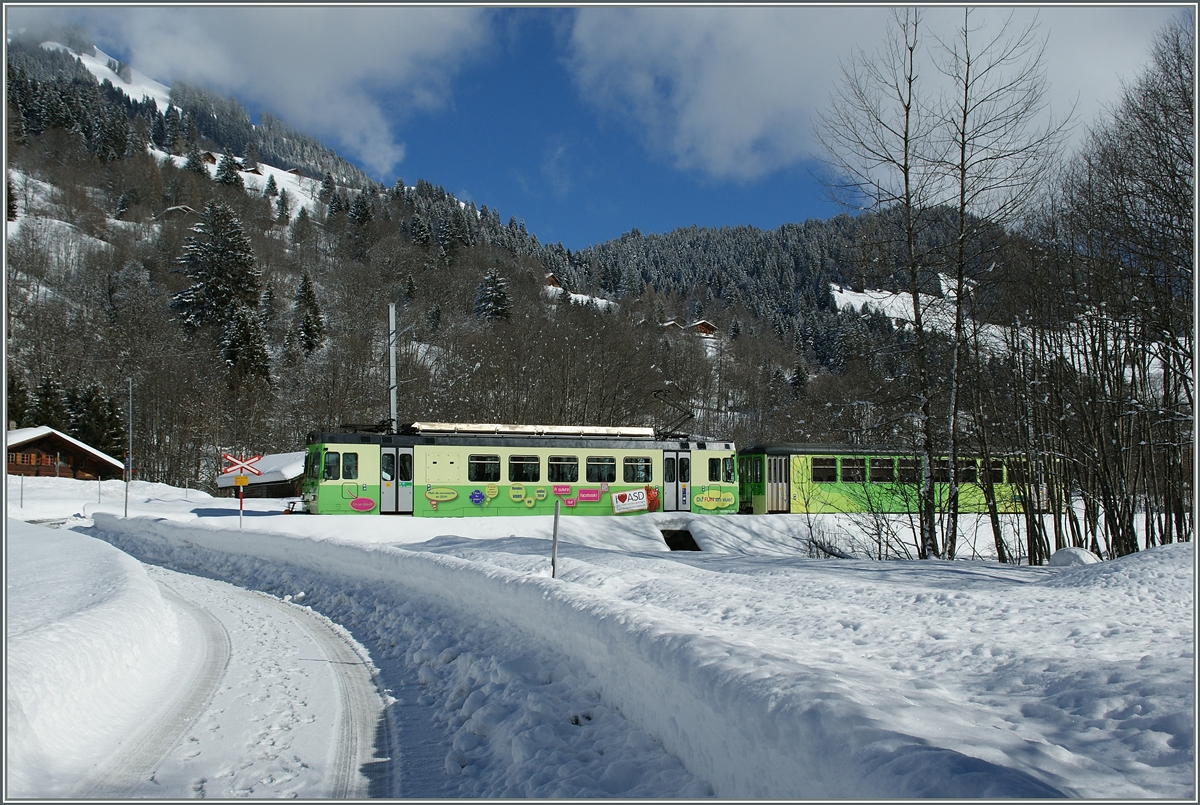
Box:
(387, 305, 413, 435)
(389, 303, 397, 434)
(125, 377, 131, 517)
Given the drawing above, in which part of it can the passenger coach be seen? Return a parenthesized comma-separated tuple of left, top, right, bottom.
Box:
(303, 422, 738, 517)
(737, 443, 1035, 515)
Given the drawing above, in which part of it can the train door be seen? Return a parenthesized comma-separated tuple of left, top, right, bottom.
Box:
(663, 450, 691, 512)
(766, 455, 790, 513)
(380, 447, 415, 514)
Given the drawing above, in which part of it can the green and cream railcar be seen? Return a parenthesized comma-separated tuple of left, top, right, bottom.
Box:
(738, 444, 1030, 515)
(302, 423, 738, 517)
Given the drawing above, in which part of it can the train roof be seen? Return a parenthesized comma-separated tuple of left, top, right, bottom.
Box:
(404, 421, 658, 439)
(306, 430, 735, 452)
(738, 443, 912, 456)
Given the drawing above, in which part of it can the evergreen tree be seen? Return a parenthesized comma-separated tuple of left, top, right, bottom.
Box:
(149, 107, 166, 149)
(163, 105, 181, 152)
(6, 366, 30, 427)
(410, 214, 431, 246)
(7, 172, 17, 221)
(214, 152, 244, 189)
(171, 201, 261, 330)
(289, 204, 312, 244)
(275, 187, 291, 222)
(348, 192, 373, 226)
(292, 271, 325, 354)
(242, 142, 259, 172)
(262, 173, 278, 197)
(220, 303, 272, 383)
(473, 270, 510, 320)
(318, 172, 335, 204)
(183, 140, 207, 174)
(66, 384, 125, 457)
(31, 373, 70, 431)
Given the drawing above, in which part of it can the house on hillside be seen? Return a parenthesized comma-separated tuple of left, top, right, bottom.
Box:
(215, 451, 306, 499)
(202, 151, 218, 165)
(6, 426, 123, 480)
(545, 272, 562, 289)
(688, 319, 718, 337)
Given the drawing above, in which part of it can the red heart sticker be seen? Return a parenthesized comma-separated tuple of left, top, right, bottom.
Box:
(617, 493, 627, 503)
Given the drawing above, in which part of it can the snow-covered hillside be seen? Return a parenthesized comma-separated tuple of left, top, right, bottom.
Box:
(7, 477, 1194, 799)
(41, 41, 174, 113)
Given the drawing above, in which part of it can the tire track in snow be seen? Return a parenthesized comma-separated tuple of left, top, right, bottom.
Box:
(70, 567, 396, 798)
(243, 591, 396, 798)
(71, 573, 232, 798)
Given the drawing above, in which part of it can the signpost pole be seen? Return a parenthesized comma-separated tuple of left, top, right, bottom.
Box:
(239, 484, 244, 529)
(552, 499, 561, 578)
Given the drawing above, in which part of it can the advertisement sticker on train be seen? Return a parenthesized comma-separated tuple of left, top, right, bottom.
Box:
(611, 487, 649, 514)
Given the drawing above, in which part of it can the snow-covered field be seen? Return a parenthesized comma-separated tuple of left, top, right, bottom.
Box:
(6, 476, 1195, 798)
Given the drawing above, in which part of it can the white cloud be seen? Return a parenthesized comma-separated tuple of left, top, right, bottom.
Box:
(8, 6, 495, 178)
(567, 6, 1187, 182)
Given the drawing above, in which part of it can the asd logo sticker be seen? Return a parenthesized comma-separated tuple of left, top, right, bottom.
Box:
(611, 487, 649, 514)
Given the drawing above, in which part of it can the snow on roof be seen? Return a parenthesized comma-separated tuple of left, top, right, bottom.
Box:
(215, 451, 306, 487)
(6, 426, 123, 469)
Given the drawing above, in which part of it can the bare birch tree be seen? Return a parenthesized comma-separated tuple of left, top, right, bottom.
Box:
(816, 7, 944, 558)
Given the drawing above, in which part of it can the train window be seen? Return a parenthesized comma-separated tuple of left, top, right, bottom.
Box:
(755, 458, 763, 484)
(869, 458, 894, 484)
(624, 457, 653, 483)
(306, 452, 318, 479)
(898, 458, 920, 484)
(1008, 460, 1030, 485)
(679, 457, 690, 483)
(323, 451, 340, 481)
(724, 457, 736, 483)
(958, 460, 978, 484)
(509, 455, 540, 483)
(381, 453, 395, 482)
(812, 457, 837, 483)
(548, 455, 578, 483)
(841, 458, 865, 483)
(982, 460, 1004, 485)
(932, 459, 951, 484)
(587, 456, 616, 483)
(665, 457, 676, 483)
(709, 458, 720, 482)
(398, 453, 413, 482)
(468, 454, 501, 482)
(343, 452, 358, 480)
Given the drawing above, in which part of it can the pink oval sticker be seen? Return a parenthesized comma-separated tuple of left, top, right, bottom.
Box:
(350, 497, 376, 512)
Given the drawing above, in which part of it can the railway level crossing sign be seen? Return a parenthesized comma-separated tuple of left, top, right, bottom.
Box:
(222, 453, 262, 527)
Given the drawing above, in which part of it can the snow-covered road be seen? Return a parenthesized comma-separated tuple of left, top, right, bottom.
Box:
(7, 520, 394, 798)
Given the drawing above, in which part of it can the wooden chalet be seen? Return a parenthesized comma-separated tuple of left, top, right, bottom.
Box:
(6, 426, 123, 480)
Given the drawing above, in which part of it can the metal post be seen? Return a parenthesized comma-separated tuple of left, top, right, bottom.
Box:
(125, 377, 132, 518)
(551, 499, 561, 578)
(239, 485, 244, 529)
(98, 475, 101, 503)
(20, 474, 24, 508)
(55, 451, 60, 478)
(389, 303, 398, 434)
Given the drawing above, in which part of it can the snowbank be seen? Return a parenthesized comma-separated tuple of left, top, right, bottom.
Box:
(89, 512, 1181, 798)
(5, 520, 183, 797)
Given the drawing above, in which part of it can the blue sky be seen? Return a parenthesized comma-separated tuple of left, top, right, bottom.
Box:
(7, 5, 1189, 251)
